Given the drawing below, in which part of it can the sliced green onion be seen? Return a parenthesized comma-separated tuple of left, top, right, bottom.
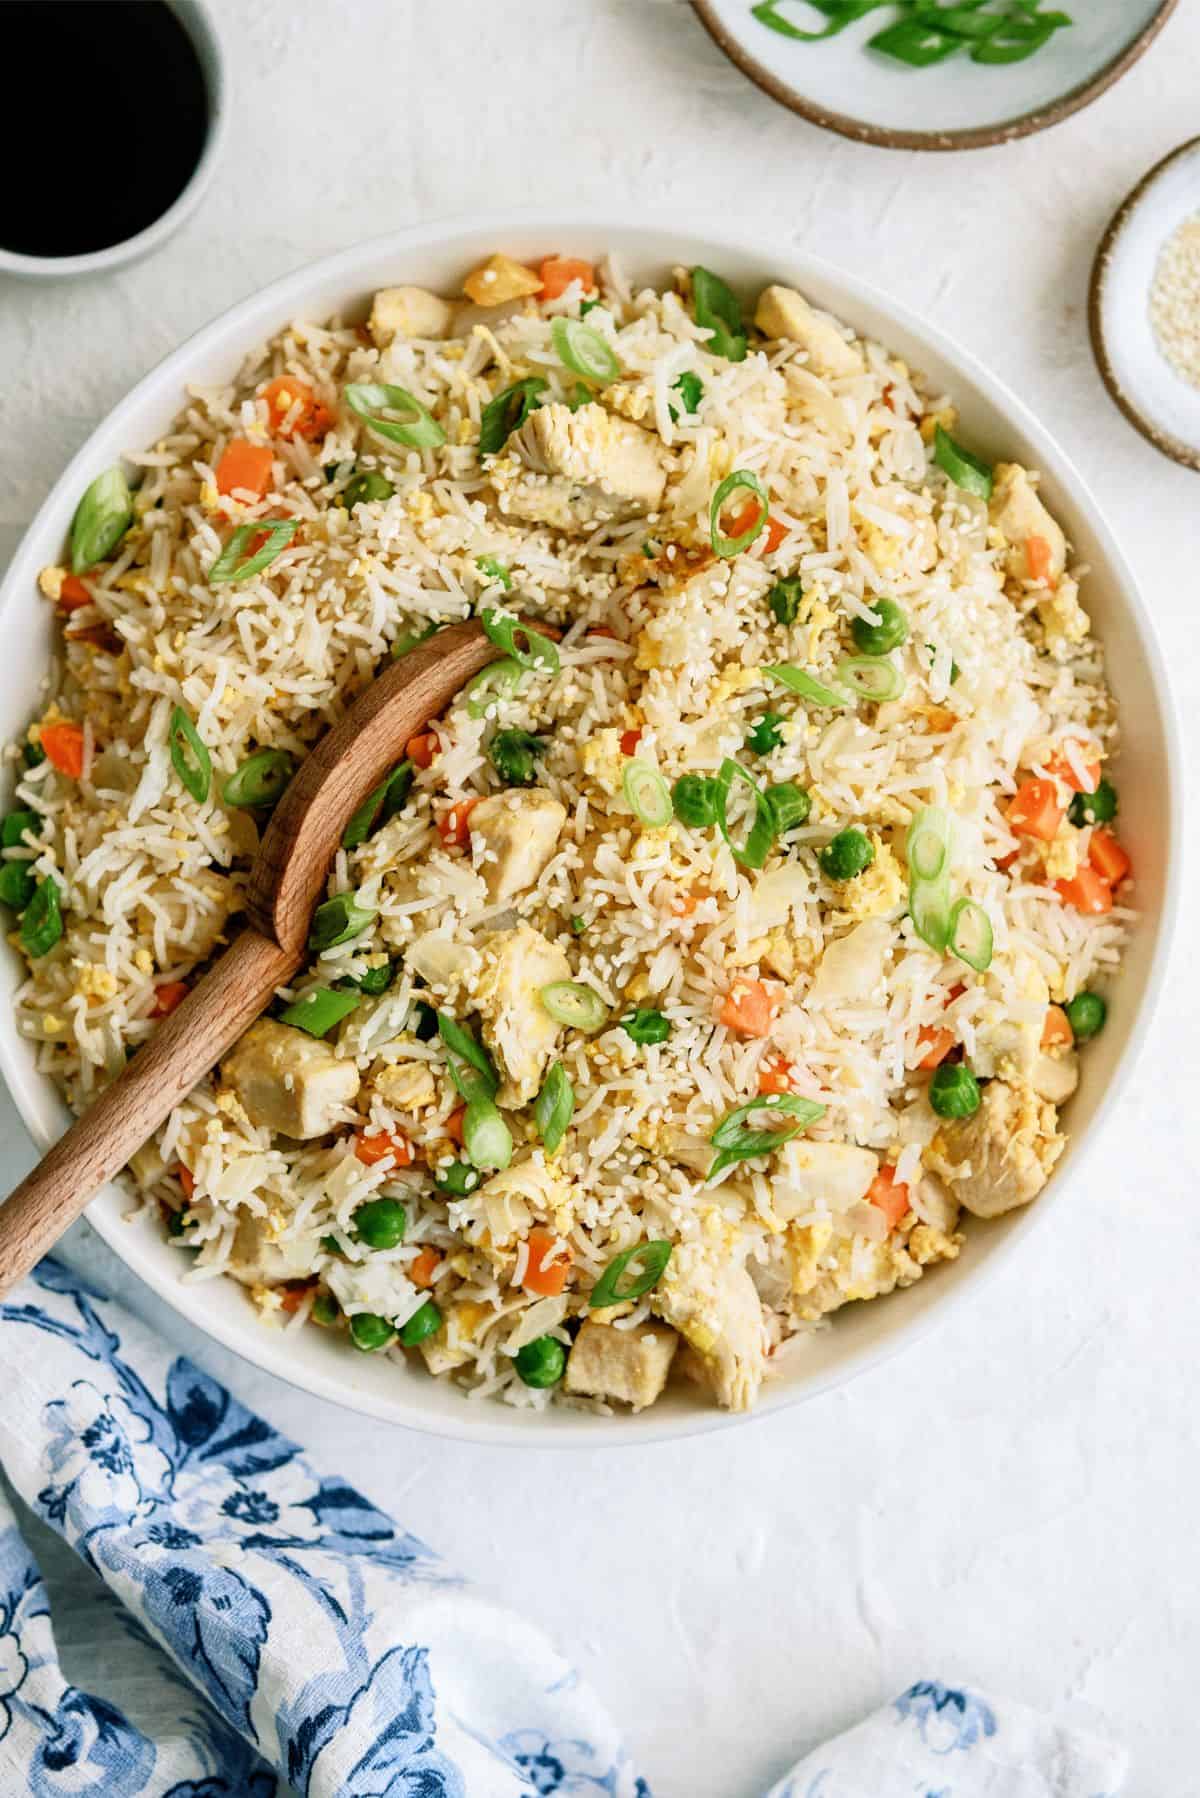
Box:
(392, 622, 439, 659)
(909, 873, 953, 954)
(691, 267, 747, 363)
(535, 1061, 575, 1156)
(490, 728, 544, 787)
(710, 470, 768, 558)
(668, 371, 704, 422)
(948, 897, 993, 973)
(466, 657, 524, 718)
(344, 381, 446, 449)
(437, 1011, 499, 1103)
(410, 999, 439, 1040)
(621, 1009, 670, 1046)
(433, 1160, 481, 1196)
(208, 518, 298, 586)
(765, 663, 848, 708)
(279, 987, 360, 1037)
(0, 862, 36, 911)
(836, 656, 905, 702)
(2, 811, 39, 849)
(480, 608, 560, 675)
(971, 11, 1071, 64)
(707, 1091, 826, 1183)
(672, 773, 719, 829)
(70, 466, 134, 573)
(551, 316, 619, 385)
(933, 425, 993, 499)
(399, 1300, 442, 1346)
(20, 877, 62, 958)
(309, 893, 377, 953)
(765, 782, 811, 834)
(476, 554, 513, 589)
(222, 748, 295, 809)
(569, 915, 587, 935)
(1069, 778, 1117, 828)
(767, 577, 803, 626)
(463, 1097, 513, 1172)
(479, 376, 547, 456)
(168, 706, 211, 804)
(345, 958, 396, 995)
(906, 807, 953, 884)
(539, 980, 608, 1032)
(23, 742, 46, 769)
(715, 759, 776, 871)
(589, 1241, 673, 1309)
(343, 469, 395, 508)
(341, 760, 414, 845)
(622, 760, 673, 828)
(869, 16, 958, 65)
(752, 0, 886, 43)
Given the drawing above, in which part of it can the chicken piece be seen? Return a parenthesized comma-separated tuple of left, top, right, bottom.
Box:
(228, 1213, 325, 1288)
(368, 1061, 437, 1113)
(1029, 1050, 1079, 1105)
(508, 402, 667, 529)
(473, 923, 570, 1105)
(753, 285, 861, 378)
(988, 463, 1066, 585)
(772, 1140, 879, 1222)
(564, 1318, 679, 1410)
(655, 1241, 766, 1411)
(928, 1078, 1063, 1219)
(468, 1157, 568, 1254)
(368, 285, 453, 347)
(221, 1019, 360, 1140)
(469, 789, 567, 903)
(462, 253, 541, 306)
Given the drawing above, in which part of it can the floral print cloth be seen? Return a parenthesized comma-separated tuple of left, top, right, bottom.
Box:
(0, 1260, 1126, 1798)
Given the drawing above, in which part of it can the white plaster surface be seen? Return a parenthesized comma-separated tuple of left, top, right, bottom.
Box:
(1, 4, 1199, 1792)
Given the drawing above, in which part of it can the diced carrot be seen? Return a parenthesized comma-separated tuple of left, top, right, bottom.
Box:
(279, 1281, 317, 1314)
(757, 1056, 795, 1096)
(995, 848, 1020, 872)
(410, 1247, 441, 1289)
(724, 499, 781, 552)
(539, 256, 596, 300)
(437, 796, 480, 849)
(1005, 778, 1063, 842)
(1046, 740, 1100, 794)
(946, 983, 966, 1003)
(619, 727, 642, 756)
(444, 1105, 466, 1146)
(215, 438, 274, 499)
(150, 981, 189, 1019)
(1026, 534, 1053, 583)
(58, 574, 92, 612)
(1089, 828, 1131, 887)
(588, 625, 619, 640)
(523, 1227, 573, 1297)
(406, 731, 438, 769)
(924, 707, 957, 735)
(763, 515, 788, 555)
(355, 1129, 415, 1168)
(1055, 866, 1112, 915)
(719, 979, 777, 1038)
(177, 1165, 195, 1199)
(866, 1164, 910, 1231)
(1041, 1005, 1073, 1049)
(260, 376, 333, 441)
(40, 721, 85, 779)
(915, 1025, 955, 1070)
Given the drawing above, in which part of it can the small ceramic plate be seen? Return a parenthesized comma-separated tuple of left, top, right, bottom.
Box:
(1090, 137, 1200, 470)
(691, 0, 1175, 151)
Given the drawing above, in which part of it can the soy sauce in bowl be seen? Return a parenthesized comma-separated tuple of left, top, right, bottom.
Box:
(0, 1, 216, 266)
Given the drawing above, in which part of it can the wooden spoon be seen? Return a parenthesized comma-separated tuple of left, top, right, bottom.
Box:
(0, 619, 502, 1297)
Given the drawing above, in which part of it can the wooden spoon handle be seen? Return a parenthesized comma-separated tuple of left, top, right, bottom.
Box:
(0, 929, 297, 1297)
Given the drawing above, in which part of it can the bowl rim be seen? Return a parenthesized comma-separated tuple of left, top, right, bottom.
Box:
(0, 206, 1183, 1447)
(688, 0, 1178, 153)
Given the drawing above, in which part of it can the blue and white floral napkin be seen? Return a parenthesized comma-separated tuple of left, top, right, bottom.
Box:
(0, 1259, 1126, 1797)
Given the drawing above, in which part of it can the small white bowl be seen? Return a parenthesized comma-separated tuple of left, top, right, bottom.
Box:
(0, 212, 1181, 1445)
(692, 0, 1175, 151)
(0, 1, 226, 281)
(1090, 137, 1200, 470)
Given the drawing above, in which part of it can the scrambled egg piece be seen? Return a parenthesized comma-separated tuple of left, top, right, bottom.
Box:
(839, 839, 905, 923)
(1037, 574, 1090, 649)
(581, 728, 625, 798)
(1042, 824, 1082, 882)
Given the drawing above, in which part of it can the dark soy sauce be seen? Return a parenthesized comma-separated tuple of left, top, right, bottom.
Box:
(1, 2, 209, 257)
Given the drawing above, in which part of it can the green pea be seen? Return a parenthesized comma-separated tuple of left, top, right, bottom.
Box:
(672, 773, 719, 829)
(745, 713, 784, 755)
(1065, 991, 1106, 1042)
(23, 741, 46, 769)
(0, 862, 36, 911)
(309, 892, 377, 953)
(767, 576, 803, 626)
(819, 827, 875, 882)
(320, 1234, 342, 1255)
(766, 782, 811, 833)
(851, 599, 908, 656)
(1068, 779, 1117, 828)
(344, 469, 395, 509)
(311, 1291, 340, 1327)
(350, 1312, 396, 1352)
(399, 1300, 442, 1346)
(434, 1161, 481, 1196)
(621, 1009, 671, 1046)
(515, 1335, 566, 1388)
(352, 1198, 408, 1250)
(20, 877, 63, 957)
(929, 1063, 981, 1119)
(2, 810, 39, 849)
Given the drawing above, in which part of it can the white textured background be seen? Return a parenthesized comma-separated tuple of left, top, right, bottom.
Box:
(2, 4, 1199, 1793)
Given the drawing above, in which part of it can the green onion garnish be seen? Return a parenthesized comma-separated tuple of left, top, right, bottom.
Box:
(672, 773, 719, 829)
(341, 761, 413, 846)
(209, 519, 298, 586)
(309, 893, 377, 953)
(765, 663, 848, 708)
(20, 877, 62, 958)
(539, 980, 608, 1032)
(668, 371, 704, 422)
(345, 958, 395, 995)
(621, 1009, 670, 1046)
(948, 896, 993, 972)
(437, 1011, 499, 1104)
(479, 376, 547, 456)
(476, 554, 513, 589)
(569, 914, 587, 935)
(707, 1091, 826, 1182)
(480, 608, 560, 675)
(343, 469, 395, 508)
(710, 470, 768, 559)
(869, 16, 959, 64)
(715, 759, 777, 870)
(746, 713, 784, 755)
(766, 782, 811, 834)
(551, 316, 619, 386)
(851, 598, 908, 656)
(410, 999, 439, 1040)
(622, 760, 673, 829)
(535, 1061, 575, 1155)
(0, 863, 36, 911)
(344, 382, 445, 449)
(70, 466, 134, 574)
(836, 656, 905, 702)
(910, 875, 952, 954)
(466, 658, 524, 719)
(490, 728, 544, 787)
(463, 1097, 513, 1172)
(392, 622, 439, 659)
(1068, 778, 1117, 829)
(23, 742, 46, 769)
(767, 577, 803, 626)
(906, 807, 953, 884)
(691, 267, 747, 362)
(752, 0, 885, 42)
(223, 748, 295, 809)
(933, 424, 993, 499)
(168, 706, 211, 804)
(399, 1300, 442, 1346)
(2, 811, 39, 850)
(278, 986, 360, 1037)
(589, 1241, 673, 1309)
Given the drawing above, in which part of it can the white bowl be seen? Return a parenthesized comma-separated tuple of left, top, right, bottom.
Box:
(691, 0, 1175, 151)
(0, 212, 1181, 1445)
